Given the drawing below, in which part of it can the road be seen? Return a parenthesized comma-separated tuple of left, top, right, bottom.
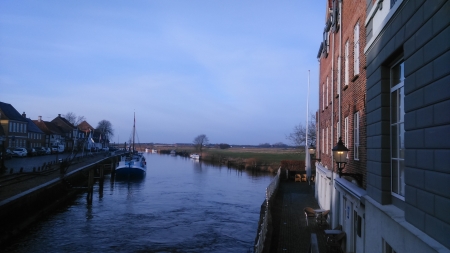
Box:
(2, 151, 112, 174)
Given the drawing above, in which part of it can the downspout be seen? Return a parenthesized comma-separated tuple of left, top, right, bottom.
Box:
(330, 12, 335, 225)
(316, 59, 320, 200)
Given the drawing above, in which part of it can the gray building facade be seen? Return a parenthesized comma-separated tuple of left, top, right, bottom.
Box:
(364, 0, 449, 252)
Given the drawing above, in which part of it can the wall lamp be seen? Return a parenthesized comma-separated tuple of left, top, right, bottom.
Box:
(308, 143, 321, 162)
(332, 137, 362, 185)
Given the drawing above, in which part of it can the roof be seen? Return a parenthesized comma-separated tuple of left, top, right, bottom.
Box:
(78, 121, 94, 133)
(0, 101, 27, 122)
(33, 120, 63, 135)
(51, 115, 75, 133)
(26, 118, 44, 134)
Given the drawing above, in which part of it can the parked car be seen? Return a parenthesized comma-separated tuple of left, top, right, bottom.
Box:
(26, 148, 37, 157)
(1, 149, 13, 160)
(51, 144, 64, 153)
(44, 147, 51, 155)
(12, 148, 27, 157)
(35, 147, 46, 156)
(6, 148, 15, 157)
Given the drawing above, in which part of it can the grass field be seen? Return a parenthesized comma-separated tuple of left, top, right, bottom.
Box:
(172, 146, 306, 165)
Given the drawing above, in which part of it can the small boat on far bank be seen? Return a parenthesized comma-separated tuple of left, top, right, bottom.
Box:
(190, 154, 200, 160)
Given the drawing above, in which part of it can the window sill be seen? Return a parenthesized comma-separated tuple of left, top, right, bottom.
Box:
(351, 74, 359, 82)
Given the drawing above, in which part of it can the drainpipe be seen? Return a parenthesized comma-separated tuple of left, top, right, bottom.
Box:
(330, 10, 335, 225)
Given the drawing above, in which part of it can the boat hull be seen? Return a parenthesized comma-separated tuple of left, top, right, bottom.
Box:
(115, 166, 146, 178)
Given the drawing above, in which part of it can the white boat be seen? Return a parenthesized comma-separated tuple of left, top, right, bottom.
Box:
(115, 113, 146, 178)
(190, 154, 200, 159)
(151, 149, 158, 153)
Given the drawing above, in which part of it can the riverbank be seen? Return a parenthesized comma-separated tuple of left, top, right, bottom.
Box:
(158, 146, 306, 173)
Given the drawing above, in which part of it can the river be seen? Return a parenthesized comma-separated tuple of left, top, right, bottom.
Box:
(4, 153, 275, 252)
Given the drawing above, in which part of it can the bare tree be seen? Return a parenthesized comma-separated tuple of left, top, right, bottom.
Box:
(64, 112, 86, 126)
(97, 120, 114, 144)
(193, 134, 209, 154)
(286, 113, 316, 148)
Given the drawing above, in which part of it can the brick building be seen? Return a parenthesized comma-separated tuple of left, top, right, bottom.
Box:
(315, 0, 368, 252)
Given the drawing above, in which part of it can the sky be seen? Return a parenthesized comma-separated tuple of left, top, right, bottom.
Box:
(1, 1, 324, 145)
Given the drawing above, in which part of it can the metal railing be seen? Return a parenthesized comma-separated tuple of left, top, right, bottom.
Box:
(254, 167, 281, 253)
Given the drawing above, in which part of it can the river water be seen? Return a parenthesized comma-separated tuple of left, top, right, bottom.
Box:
(4, 153, 274, 252)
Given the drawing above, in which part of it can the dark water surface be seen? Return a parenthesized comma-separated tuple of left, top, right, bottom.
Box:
(5, 153, 274, 252)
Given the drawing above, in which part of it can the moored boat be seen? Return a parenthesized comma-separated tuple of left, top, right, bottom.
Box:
(115, 152, 146, 177)
(115, 113, 146, 178)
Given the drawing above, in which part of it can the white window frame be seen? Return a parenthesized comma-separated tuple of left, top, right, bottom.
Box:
(322, 128, 325, 155)
(323, 83, 325, 110)
(326, 76, 329, 105)
(354, 22, 360, 76)
(326, 127, 329, 155)
(345, 40, 349, 86)
(344, 116, 349, 149)
(391, 59, 405, 198)
(354, 111, 360, 160)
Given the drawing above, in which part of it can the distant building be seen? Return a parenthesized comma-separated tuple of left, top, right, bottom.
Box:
(0, 101, 28, 148)
(33, 116, 64, 149)
(22, 113, 45, 148)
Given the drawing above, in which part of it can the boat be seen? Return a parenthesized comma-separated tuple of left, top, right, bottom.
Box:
(115, 113, 147, 178)
(170, 150, 176, 156)
(151, 149, 158, 153)
(190, 154, 200, 160)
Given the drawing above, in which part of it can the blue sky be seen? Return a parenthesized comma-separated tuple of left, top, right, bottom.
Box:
(1, 1, 324, 145)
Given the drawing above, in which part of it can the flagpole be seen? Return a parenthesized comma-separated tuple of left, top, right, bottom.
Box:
(305, 70, 311, 184)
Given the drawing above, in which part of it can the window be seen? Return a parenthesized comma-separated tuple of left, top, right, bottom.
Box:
(323, 83, 325, 110)
(391, 60, 405, 197)
(337, 55, 341, 96)
(326, 76, 329, 105)
(326, 127, 329, 155)
(322, 128, 325, 154)
(383, 239, 397, 253)
(345, 40, 349, 86)
(354, 22, 360, 76)
(354, 111, 360, 160)
(344, 117, 349, 147)
(337, 120, 340, 142)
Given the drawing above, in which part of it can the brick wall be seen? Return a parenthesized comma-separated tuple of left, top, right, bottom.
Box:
(318, 0, 368, 188)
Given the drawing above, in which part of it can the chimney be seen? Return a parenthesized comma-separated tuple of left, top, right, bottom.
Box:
(22, 112, 26, 118)
(38, 116, 42, 122)
(58, 114, 61, 117)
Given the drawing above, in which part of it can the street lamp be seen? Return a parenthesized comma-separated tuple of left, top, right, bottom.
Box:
(332, 137, 362, 185)
(308, 143, 321, 161)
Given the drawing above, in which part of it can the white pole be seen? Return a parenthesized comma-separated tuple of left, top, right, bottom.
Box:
(306, 70, 311, 184)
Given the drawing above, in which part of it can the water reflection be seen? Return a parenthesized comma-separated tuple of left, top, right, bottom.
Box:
(4, 153, 274, 253)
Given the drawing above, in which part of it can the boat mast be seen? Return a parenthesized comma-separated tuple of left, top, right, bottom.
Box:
(132, 112, 136, 152)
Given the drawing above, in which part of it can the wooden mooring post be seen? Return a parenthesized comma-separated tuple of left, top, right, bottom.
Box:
(98, 165, 104, 198)
(87, 168, 95, 204)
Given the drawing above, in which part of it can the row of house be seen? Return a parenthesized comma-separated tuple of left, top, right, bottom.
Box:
(0, 101, 106, 152)
(314, 0, 449, 252)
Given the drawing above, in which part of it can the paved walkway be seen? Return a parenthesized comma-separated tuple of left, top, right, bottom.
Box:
(269, 179, 329, 253)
